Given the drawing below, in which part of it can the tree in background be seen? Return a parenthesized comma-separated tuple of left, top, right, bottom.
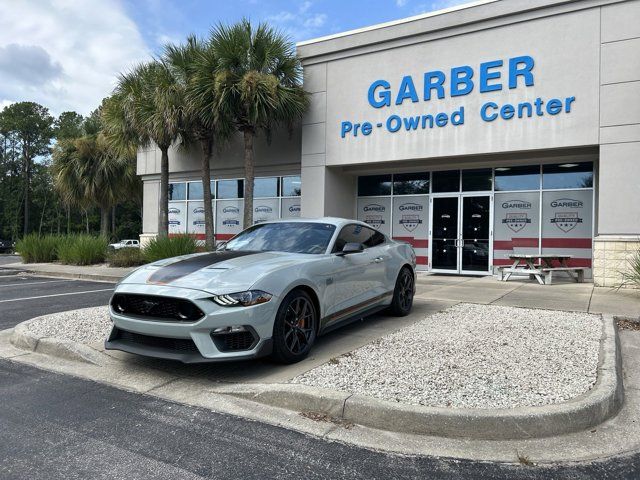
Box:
(53, 111, 139, 237)
(164, 36, 232, 249)
(102, 62, 185, 239)
(1, 102, 54, 235)
(55, 111, 85, 140)
(210, 19, 308, 226)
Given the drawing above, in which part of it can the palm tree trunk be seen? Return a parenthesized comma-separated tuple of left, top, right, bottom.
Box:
(111, 205, 116, 237)
(158, 146, 170, 238)
(100, 207, 109, 237)
(201, 137, 215, 250)
(242, 130, 254, 228)
(66, 205, 71, 234)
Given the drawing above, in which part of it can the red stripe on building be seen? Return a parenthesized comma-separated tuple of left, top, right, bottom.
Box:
(214, 233, 235, 241)
(393, 237, 429, 248)
(493, 257, 592, 267)
(416, 256, 428, 265)
(541, 238, 592, 249)
(169, 233, 205, 240)
(493, 238, 539, 250)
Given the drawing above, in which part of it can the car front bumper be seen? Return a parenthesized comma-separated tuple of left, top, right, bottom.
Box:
(104, 284, 279, 363)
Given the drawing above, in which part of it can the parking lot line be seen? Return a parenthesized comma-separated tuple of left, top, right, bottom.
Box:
(0, 279, 75, 288)
(0, 289, 113, 303)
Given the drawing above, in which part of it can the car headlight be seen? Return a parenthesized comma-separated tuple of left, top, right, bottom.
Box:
(211, 290, 272, 307)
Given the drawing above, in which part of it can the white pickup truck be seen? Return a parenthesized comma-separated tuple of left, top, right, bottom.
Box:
(109, 239, 140, 250)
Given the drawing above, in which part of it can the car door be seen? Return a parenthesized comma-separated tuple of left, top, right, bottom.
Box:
(323, 224, 380, 324)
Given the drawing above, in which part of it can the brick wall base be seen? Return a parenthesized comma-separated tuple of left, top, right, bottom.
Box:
(594, 236, 640, 288)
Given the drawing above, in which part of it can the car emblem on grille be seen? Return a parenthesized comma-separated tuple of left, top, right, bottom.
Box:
(140, 299, 159, 313)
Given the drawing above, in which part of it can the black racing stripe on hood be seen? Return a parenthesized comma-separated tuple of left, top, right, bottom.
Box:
(147, 251, 258, 285)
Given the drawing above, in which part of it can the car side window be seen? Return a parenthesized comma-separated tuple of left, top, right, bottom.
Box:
(332, 224, 385, 253)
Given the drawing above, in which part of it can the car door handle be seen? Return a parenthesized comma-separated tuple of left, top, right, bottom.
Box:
(373, 257, 384, 263)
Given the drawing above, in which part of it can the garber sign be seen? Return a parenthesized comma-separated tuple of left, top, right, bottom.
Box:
(340, 55, 576, 139)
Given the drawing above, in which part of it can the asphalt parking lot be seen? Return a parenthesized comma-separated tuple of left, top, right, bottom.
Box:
(0, 274, 113, 329)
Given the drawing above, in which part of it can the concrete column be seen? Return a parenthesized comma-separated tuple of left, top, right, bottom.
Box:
(594, 0, 640, 287)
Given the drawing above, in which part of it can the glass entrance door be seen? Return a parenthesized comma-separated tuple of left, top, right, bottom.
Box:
(430, 195, 492, 274)
(431, 197, 459, 272)
(461, 196, 491, 273)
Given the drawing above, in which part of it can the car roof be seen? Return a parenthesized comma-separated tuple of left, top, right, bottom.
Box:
(259, 217, 373, 229)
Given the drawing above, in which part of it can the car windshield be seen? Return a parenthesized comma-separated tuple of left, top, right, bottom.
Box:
(224, 222, 336, 254)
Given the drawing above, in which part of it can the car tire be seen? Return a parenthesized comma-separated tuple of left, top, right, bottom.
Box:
(271, 289, 318, 364)
(387, 267, 415, 317)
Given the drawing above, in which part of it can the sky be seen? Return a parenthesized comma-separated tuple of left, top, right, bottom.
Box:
(0, 0, 471, 117)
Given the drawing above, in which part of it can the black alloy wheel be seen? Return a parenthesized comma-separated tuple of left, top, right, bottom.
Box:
(272, 290, 317, 364)
(388, 267, 415, 317)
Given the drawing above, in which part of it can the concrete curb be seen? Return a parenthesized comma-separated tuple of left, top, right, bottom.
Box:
(217, 315, 623, 440)
(0, 265, 122, 283)
(10, 319, 109, 366)
(8, 313, 623, 440)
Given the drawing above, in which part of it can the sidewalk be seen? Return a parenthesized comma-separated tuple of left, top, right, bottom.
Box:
(0, 261, 133, 282)
(416, 273, 640, 319)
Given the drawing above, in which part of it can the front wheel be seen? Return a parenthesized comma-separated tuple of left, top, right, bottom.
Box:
(271, 290, 318, 364)
(387, 267, 415, 317)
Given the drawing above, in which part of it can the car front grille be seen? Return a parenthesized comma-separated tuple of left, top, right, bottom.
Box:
(211, 330, 257, 352)
(115, 328, 199, 353)
(111, 293, 204, 322)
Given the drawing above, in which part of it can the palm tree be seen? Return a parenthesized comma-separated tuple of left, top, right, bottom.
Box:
(164, 37, 231, 249)
(210, 19, 308, 226)
(102, 61, 185, 238)
(53, 131, 138, 237)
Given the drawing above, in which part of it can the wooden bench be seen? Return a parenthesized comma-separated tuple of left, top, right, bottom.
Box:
(499, 254, 585, 285)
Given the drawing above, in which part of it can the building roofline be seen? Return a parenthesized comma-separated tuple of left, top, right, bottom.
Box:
(296, 0, 497, 48)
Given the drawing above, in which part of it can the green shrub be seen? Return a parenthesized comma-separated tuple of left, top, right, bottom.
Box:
(108, 247, 146, 268)
(15, 234, 61, 263)
(56, 235, 108, 266)
(144, 235, 199, 263)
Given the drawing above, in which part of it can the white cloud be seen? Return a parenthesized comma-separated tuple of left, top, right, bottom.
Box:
(0, 0, 150, 116)
(396, 0, 409, 6)
(266, 1, 329, 41)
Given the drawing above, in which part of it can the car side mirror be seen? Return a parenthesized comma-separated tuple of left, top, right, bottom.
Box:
(337, 242, 364, 256)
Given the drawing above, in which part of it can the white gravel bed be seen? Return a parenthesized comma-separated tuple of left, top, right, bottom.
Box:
(292, 304, 603, 409)
(26, 306, 111, 345)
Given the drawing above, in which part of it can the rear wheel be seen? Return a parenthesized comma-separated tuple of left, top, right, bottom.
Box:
(387, 267, 415, 317)
(271, 290, 317, 364)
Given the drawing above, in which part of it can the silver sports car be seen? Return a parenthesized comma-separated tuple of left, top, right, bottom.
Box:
(105, 218, 416, 364)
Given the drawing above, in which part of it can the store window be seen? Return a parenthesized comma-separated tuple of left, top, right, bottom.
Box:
(462, 169, 492, 191)
(393, 172, 429, 195)
(254, 177, 278, 198)
(282, 176, 302, 196)
(494, 165, 540, 191)
(432, 170, 460, 193)
(217, 179, 243, 199)
(168, 182, 186, 201)
(542, 162, 593, 189)
(358, 175, 392, 196)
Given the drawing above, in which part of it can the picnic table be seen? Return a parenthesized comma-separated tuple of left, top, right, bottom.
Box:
(499, 254, 585, 285)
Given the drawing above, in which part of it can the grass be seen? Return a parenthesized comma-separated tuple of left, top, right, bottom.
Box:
(108, 247, 146, 268)
(56, 235, 108, 266)
(15, 234, 62, 263)
(144, 235, 200, 263)
(516, 451, 534, 466)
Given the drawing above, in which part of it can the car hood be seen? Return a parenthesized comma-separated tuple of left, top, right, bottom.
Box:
(119, 250, 315, 294)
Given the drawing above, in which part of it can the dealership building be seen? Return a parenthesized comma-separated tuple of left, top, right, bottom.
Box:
(138, 0, 640, 286)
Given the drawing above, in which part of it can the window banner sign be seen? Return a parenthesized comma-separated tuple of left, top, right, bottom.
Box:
(168, 201, 186, 235)
(281, 197, 301, 218)
(253, 198, 279, 224)
(493, 192, 540, 265)
(392, 196, 428, 265)
(542, 190, 593, 268)
(187, 201, 206, 236)
(215, 199, 244, 241)
(357, 197, 391, 236)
